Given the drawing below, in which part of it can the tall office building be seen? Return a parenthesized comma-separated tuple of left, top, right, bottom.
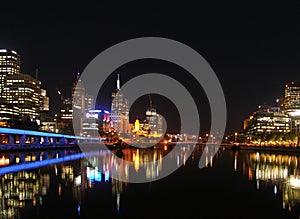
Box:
(72, 72, 85, 112)
(284, 82, 300, 115)
(111, 74, 131, 135)
(284, 82, 300, 135)
(98, 110, 111, 135)
(72, 72, 85, 135)
(57, 98, 73, 134)
(0, 102, 19, 127)
(40, 89, 49, 112)
(72, 72, 96, 136)
(146, 108, 157, 134)
(2, 73, 40, 120)
(0, 49, 20, 96)
(85, 95, 94, 111)
(157, 114, 164, 137)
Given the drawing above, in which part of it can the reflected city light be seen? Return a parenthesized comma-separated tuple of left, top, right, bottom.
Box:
(288, 176, 300, 188)
(234, 152, 238, 172)
(248, 152, 300, 211)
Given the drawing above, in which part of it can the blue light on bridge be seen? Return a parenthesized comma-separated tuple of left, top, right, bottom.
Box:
(0, 153, 85, 175)
(0, 127, 100, 141)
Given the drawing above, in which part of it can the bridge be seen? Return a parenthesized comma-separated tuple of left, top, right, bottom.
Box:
(0, 127, 100, 149)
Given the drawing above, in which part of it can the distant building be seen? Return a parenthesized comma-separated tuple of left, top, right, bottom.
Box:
(111, 74, 131, 136)
(82, 109, 111, 137)
(157, 114, 164, 137)
(146, 108, 157, 134)
(72, 72, 86, 111)
(85, 95, 94, 111)
(39, 116, 58, 133)
(57, 98, 73, 134)
(0, 102, 19, 127)
(82, 110, 99, 137)
(72, 72, 96, 136)
(2, 73, 40, 121)
(0, 49, 20, 97)
(284, 81, 300, 136)
(72, 72, 86, 134)
(40, 89, 49, 112)
(244, 105, 291, 138)
(146, 108, 164, 137)
(94, 110, 111, 136)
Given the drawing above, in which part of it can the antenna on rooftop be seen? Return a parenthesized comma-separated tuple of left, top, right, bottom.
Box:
(35, 68, 38, 80)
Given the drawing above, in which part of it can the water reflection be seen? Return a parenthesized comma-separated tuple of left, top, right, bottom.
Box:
(84, 144, 195, 182)
(245, 151, 300, 212)
(0, 144, 196, 218)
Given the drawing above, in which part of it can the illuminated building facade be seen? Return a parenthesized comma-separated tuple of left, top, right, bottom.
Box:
(145, 108, 164, 137)
(2, 73, 40, 120)
(40, 89, 49, 112)
(111, 74, 131, 136)
(39, 88, 53, 131)
(57, 98, 73, 134)
(82, 110, 99, 137)
(244, 105, 291, 137)
(0, 103, 19, 126)
(72, 73, 86, 112)
(157, 114, 164, 137)
(284, 82, 300, 135)
(85, 95, 94, 111)
(146, 108, 157, 135)
(72, 72, 85, 135)
(72, 72, 96, 136)
(81, 109, 111, 137)
(0, 49, 20, 97)
(98, 110, 111, 135)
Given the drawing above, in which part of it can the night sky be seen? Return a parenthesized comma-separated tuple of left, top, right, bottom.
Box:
(1, 6, 300, 134)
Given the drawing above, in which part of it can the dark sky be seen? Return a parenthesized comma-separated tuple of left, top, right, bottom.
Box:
(1, 6, 300, 134)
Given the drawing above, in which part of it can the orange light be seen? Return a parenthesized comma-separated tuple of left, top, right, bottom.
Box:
(0, 155, 9, 166)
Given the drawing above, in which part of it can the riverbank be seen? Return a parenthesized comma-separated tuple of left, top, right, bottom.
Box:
(1, 142, 300, 154)
(240, 145, 300, 153)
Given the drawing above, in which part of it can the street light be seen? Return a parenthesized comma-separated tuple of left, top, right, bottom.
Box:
(234, 132, 238, 143)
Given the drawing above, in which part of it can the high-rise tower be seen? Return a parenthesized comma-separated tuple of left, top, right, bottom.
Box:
(111, 74, 130, 136)
(284, 81, 300, 137)
(0, 49, 20, 97)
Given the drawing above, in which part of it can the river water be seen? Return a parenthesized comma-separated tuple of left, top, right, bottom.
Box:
(0, 145, 300, 218)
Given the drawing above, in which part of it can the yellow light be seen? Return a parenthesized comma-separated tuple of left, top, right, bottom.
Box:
(0, 155, 9, 166)
(134, 149, 140, 172)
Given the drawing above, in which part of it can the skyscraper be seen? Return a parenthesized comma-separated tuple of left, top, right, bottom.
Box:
(40, 89, 49, 112)
(2, 73, 40, 120)
(0, 49, 20, 96)
(284, 82, 300, 116)
(111, 74, 131, 136)
(72, 72, 85, 112)
(72, 72, 96, 136)
(57, 98, 73, 134)
(284, 81, 300, 136)
(157, 114, 164, 137)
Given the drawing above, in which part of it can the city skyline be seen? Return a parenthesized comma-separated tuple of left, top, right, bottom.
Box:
(1, 8, 300, 134)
